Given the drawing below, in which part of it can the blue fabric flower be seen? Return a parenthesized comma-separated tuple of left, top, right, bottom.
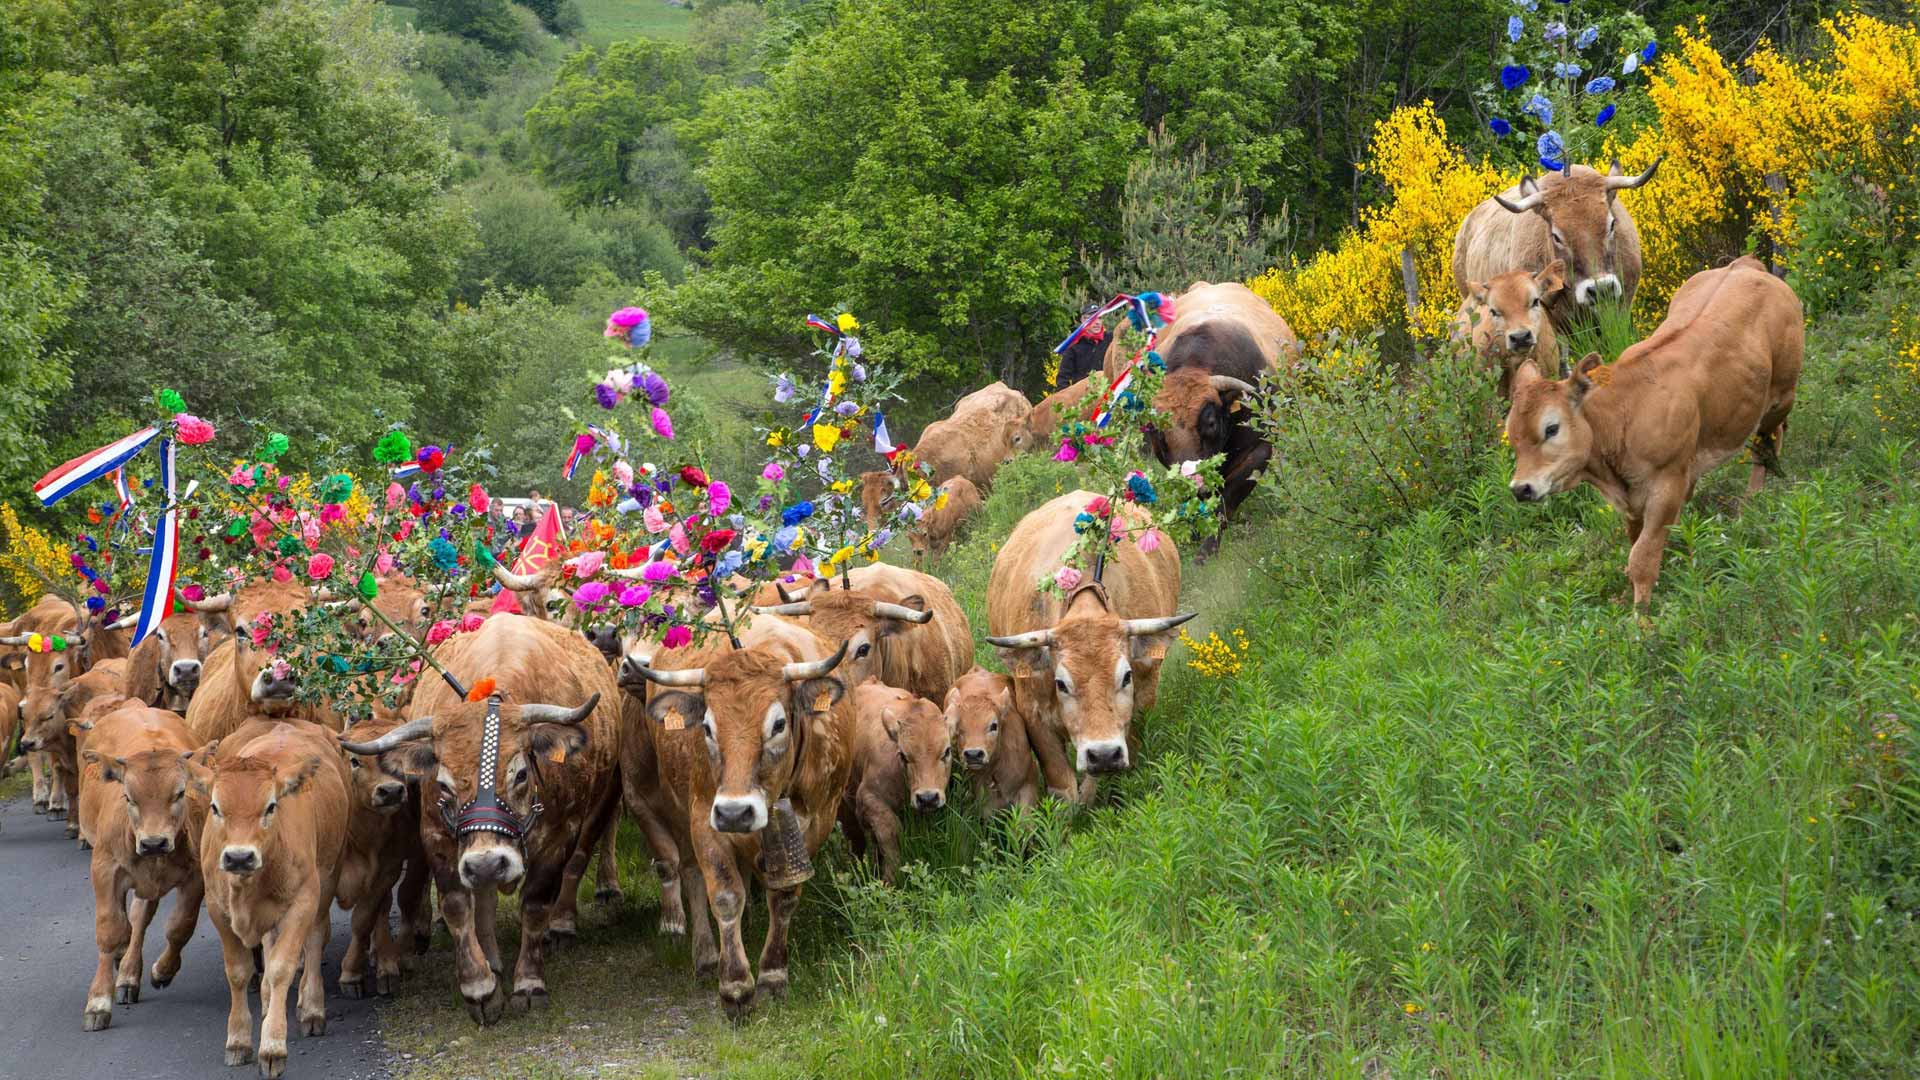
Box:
(1127, 473, 1159, 504)
(1576, 25, 1599, 49)
(1552, 61, 1583, 80)
(1072, 512, 1097, 535)
(86, 595, 105, 612)
(780, 502, 815, 527)
(1586, 76, 1617, 94)
(1507, 15, 1524, 42)
(1518, 0, 1537, 9)
(834, 400, 859, 417)
(1145, 350, 1166, 372)
(1500, 65, 1530, 90)
(1543, 21, 1567, 42)
(1489, 116, 1513, 137)
(429, 537, 460, 573)
(773, 373, 796, 404)
(1642, 40, 1657, 61)
(1594, 103, 1617, 127)
(1523, 94, 1554, 125)
(851, 363, 867, 383)
(1623, 52, 1639, 74)
(716, 550, 745, 578)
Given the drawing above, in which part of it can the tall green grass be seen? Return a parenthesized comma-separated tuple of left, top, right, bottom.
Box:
(576, 0, 696, 46)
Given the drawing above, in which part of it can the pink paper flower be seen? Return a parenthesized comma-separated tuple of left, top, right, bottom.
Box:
(1110, 518, 1128, 543)
(642, 560, 674, 583)
(375, 551, 395, 576)
(182, 584, 206, 602)
(173, 413, 216, 445)
(1053, 566, 1082, 592)
(708, 481, 731, 517)
(228, 464, 256, 489)
(391, 659, 421, 687)
(320, 503, 345, 525)
(1136, 528, 1162, 553)
(305, 553, 334, 581)
(662, 625, 692, 650)
(611, 461, 634, 489)
(569, 551, 607, 579)
(426, 620, 456, 646)
(271, 563, 292, 584)
(1085, 496, 1112, 517)
(386, 483, 404, 509)
(618, 585, 651, 607)
(761, 462, 785, 481)
(469, 484, 490, 514)
(668, 523, 691, 556)
(460, 613, 485, 633)
(572, 581, 613, 612)
(277, 475, 291, 491)
(1053, 441, 1078, 462)
(643, 506, 668, 534)
(269, 658, 291, 681)
(650, 407, 674, 440)
(302, 520, 321, 546)
(792, 555, 816, 579)
(396, 521, 415, 542)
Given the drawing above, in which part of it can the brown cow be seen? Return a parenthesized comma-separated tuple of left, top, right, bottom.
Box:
(945, 667, 1039, 815)
(627, 615, 855, 1018)
(75, 703, 208, 1031)
(913, 381, 1035, 492)
(839, 680, 953, 884)
(122, 608, 232, 711)
(21, 658, 127, 842)
(1507, 257, 1804, 606)
(1454, 262, 1566, 397)
(908, 477, 982, 562)
(1453, 160, 1660, 330)
(182, 579, 343, 742)
(189, 721, 349, 1077)
(754, 563, 972, 702)
(340, 616, 620, 1024)
(5, 594, 127, 817)
(1026, 377, 1095, 445)
(984, 491, 1192, 801)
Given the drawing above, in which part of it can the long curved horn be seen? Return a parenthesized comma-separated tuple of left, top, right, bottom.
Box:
(776, 583, 797, 604)
(521, 693, 600, 726)
(490, 562, 543, 591)
(1209, 375, 1257, 398)
(872, 602, 932, 624)
(985, 628, 1055, 649)
(1123, 612, 1199, 636)
(783, 640, 849, 682)
(1604, 153, 1664, 191)
(339, 716, 433, 755)
(181, 592, 232, 613)
(0, 634, 29, 646)
(605, 565, 650, 579)
(629, 659, 708, 688)
(751, 602, 813, 617)
(107, 612, 143, 631)
(1492, 176, 1543, 214)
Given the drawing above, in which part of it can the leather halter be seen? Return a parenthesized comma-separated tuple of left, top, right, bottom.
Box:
(442, 694, 541, 843)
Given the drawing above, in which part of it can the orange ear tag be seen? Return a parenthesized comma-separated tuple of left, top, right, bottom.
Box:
(546, 744, 567, 764)
(660, 707, 687, 732)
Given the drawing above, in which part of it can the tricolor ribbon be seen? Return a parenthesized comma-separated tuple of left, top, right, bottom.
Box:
(389, 461, 422, 480)
(872, 409, 895, 454)
(804, 314, 841, 338)
(32, 426, 180, 647)
(33, 427, 159, 508)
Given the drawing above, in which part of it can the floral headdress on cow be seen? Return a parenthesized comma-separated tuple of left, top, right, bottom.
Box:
(753, 312, 938, 587)
(1037, 294, 1225, 598)
(1483, 0, 1657, 174)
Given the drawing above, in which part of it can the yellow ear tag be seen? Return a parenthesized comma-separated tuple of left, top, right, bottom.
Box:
(1013, 660, 1032, 679)
(661, 707, 687, 731)
(812, 691, 832, 714)
(546, 744, 567, 764)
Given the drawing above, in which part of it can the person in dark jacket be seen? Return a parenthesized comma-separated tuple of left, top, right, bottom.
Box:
(1055, 302, 1110, 388)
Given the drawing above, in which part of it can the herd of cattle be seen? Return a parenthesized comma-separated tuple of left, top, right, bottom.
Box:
(0, 160, 1808, 1076)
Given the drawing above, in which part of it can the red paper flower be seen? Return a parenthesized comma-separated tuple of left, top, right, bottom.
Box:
(700, 529, 737, 553)
(1086, 495, 1112, 516)
(679, 466, 710, 488)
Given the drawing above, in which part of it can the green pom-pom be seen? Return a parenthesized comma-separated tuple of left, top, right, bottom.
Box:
(275, 535, 304, 556)
(474, 539, 496, 568)
(320, 473, 354, 503)
(49, 634, 68, 652)
(225, 518, 248, 538)
(157, 388, 186, 413)
(373, 431, 413, 465)
(357, 571, 378, 601)
(260, 433, 290, 463)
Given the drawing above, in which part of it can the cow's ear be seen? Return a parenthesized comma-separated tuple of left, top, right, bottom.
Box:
(879, 706, 902, 742)
(527, 723, 589, 765)
(278, 755, 325, 798)
(805, 576, 833, 598)
(1536, 260, 1567, 299)
(1569, 352, 1604, 410)
(647, 691, 706, 732)
(1468, 280, 1489, 306)
(183, 754, 213, 797)
(81, 748, 109, 779)
(379, 742, 439, 781)
(1130, 629, 1178, 664)
(792, 677, 845, 716)
(995, 645, 1051, 681)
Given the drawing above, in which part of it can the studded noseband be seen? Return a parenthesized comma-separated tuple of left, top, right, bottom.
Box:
(442, 694, 542, 842)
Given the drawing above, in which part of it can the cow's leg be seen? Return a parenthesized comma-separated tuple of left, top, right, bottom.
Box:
(508, 864, 562, 1014)
(114, 894, 157, 1003)
(548, 845, 589, 944)
(258, 901, 317, 1077)
(30, 750, 50, 813)
(371, 897, 402, 996)
(855, 784, 902, 885)
(151, 878, 201, 988)
(397, 850, 432, 956)
(591, 790, 624, 905)
(680, 857, 719, 979)
(694, 833, 754, 1019)
(212, 913, 256, 1066)
(837, 797, 868, 862)
(755, 884, 803, 1002)
(84, 858, 131, 1031)
(1626, 477, 1687, 609)
(473, 885, 504, 974)
(1025, 716, 1080, 804)
(1746, 416, 1789, 497)
(628, 798, 684, 935)
(59, 758, 80, 837)
(296, 898, 329, 1039)
(340, 892, 375, 999)
(439, 884, 505, 1025)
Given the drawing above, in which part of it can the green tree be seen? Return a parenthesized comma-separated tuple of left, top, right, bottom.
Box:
(415, 0, 535, 56)
(454, 172, 611, 303)
(526, 40, 706, 206)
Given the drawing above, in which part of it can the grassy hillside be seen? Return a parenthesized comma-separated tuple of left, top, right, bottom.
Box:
(576, 0, 696, 45)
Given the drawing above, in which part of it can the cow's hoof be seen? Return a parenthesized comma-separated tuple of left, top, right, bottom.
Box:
(720, 982, 756, 1025)
(257, 1048, 286, 1079)
(47, 805, 66, 821)
(508, 986, 549, 1014)
(545, 924, 576, 948)
(467, 982, 507, 1026)
(224, 1046, 254, 1066)
(594, 885, 624, 905)
(66, 823, 79, 840)
(658, 907, 687, 937)
(338, 976, 366, 1000)
(116, 982, 140, 1005)
(150, 967, 174, 990)
(82, 1008, 111, 1032)
(301, 1014, 326, 1037)
(78, 837, 91, 851)
(755, 968, 788, 1001)
(376, 972, 398, 997)
(32, 799, 48, 814)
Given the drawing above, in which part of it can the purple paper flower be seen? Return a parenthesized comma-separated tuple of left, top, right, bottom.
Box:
(834, 400, 859, 417)
(639, 370, 670, 407)
(1543, 21, 1567, 42)
(757, 494, 774, 512)
(850, 363, 867, 382)
(1507, 15, 1523, 42)
(1500, 65, 1530, 90)
(595, 382, 620, 410)
(773, 373, 796, 403)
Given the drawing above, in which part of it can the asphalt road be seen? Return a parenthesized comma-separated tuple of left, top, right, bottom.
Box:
(0, 795, 393, 1080)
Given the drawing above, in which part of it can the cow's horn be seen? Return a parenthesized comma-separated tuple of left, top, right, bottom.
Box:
(1209, 375, 1257, 398)
(0, 634, 29, 646)
(605, 565, 650, 579)
(630, 659, 708, 688)
(1123, 612, 1199, 636)
(521, 693, 600, 726)
(180, 591, 232, 613)
(1604, 153, 1664, 191)
(490, 562, 543, 591)
(985, 628, 1055, 649)
(751, 602, 813, 617)
(1492, 182, 1544, 214)
(339, 716, 433, 755)
(872, 602, 932, 624)
(107, 611, 143, 631)
(783, 640, 850, 681)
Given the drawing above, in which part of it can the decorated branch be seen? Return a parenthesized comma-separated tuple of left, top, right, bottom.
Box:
(1484, 0, 1657, 173)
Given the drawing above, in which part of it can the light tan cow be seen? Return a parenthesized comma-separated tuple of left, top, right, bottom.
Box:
(21, 658, 126, 842)
(912, 381, 1035, 491)
(984, 491, 1193, 801)
(75, 703, 208, 1031)
(839, 680, 953, 884)
(908, 477, 982, 562)
(945, 667, 1039, 815)
(1453, 160, 1660, 330)
(189, 721, 349, 1077)
(1507, 257, 1804, 606)
(1026, 377, 1095, 445)
(4, 594, 128, 816)
(1454, 261, 1566, 397)
(183, 579, 344, 742)
(340, 617, 621, 1024)
(754, 563, 972, 702)
(122, 608, 233, 711)
(626, 615, 856, 1019)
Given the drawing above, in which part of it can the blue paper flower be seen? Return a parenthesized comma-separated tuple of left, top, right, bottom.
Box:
(1489, 117, 1513, 137)
(1536, 130, 1566, 170)
(851, 363, 867, 383)
(1643, 40, 1658, 61)
(1553, 61, 1583, 79)
(1576, 25, 1598, 49)
(1540, 155, 1567, 172)
(834, 400, 859, 417)
(772, 373, 796, 404)
(1523, 94, 1554, 124)
(429, 537, 460, 573)
(774, 525, 801, 552)
(780, 502, 814, 527)
(1595, 103, 1617, 127)
(1543, 21, 1567, 42)
(1072, 512, 1097, 535)
(1127, 473, 1159, 504)
(1623, 52, 1639, 74)
(1517, 0, 1537, 9)
(716, 550, 745, 578)
(1507, 15, 1524, 42)
(1585, 76, 1616, 94)
(1500, 65, 1531, 90)
(872, 528, 892, 549)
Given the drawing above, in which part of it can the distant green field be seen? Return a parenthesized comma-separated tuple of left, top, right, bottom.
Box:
(577, 0, 697, 45)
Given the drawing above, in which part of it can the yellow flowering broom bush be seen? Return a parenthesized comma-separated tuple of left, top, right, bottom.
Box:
(0, 502, 70, 608)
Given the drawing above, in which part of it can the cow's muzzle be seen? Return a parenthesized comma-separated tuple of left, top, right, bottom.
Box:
(221, 846, 261, 875)
(372, 781, 406, 809)
(711, 795, 766, 834)
(1078, 739, 1130, 774)
(960, 748, 989, 770)
(1510, 481, 1545, 503)
(913, 789, 946, 812)
(136, 835, 174, 857)
(1506, 329, 1535, 351)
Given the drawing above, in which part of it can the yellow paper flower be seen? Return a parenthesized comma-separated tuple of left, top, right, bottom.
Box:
(933, 491, 950, 511)
(767, 430, 785, 448)
(812, 424, 842, 453)
(830, 479, 854, 495)
(908, 479, 932, 501)
(837, 312, 859, 333)
(827, 368, 847, 398)
(830, 546, 855, 566)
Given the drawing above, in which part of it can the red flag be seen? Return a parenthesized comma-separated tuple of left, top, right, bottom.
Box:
(490, 504, 565, 615)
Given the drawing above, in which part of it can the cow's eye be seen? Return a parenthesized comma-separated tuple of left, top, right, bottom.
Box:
(53, 662, 64, 674)
(348, 758, 362, 770)
(855, 643, 873, 659)
(897, 749, 909, 765)
(1120, 669, 1132, 688)
(210, 802, 223, 818)
(172, 790, 185, 804)
(1551, 228, 1566, 247)
(513, 767, 528, 786)
(1490, 309, 1503, 320)
(437, 780, 456, 802)
(1054, 678, 1071, 695)
(987, 721, 999, 734)
(770, 716, 786, 736)
(1530, 296, 1541, 309)
(1544, 422, 1561, 439)
(262, 802, 276, 819)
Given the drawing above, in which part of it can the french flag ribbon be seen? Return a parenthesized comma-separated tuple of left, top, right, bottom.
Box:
(389, 461, 422, 480)
(803, 314, 841, 338)
(562, 428, 613, 481)
(33, 427, 160, 508)
(110, 468, 134, 511)
(562, 442, 589, 481)
(130, 439, 181, 647)
(1091, 364, 1137, 428)
(871, 409, 895, 454)
(1053, 294, 1147, 355)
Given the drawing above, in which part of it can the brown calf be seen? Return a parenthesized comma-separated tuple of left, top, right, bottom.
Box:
(1454, 261, 1566, 397)
(839, 680, 953, 883)
(122, 608, 232, 711)
(909, 477, 982, 561)
(1507, 257, 1804, 606)
(945, 667, 1039, 815)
